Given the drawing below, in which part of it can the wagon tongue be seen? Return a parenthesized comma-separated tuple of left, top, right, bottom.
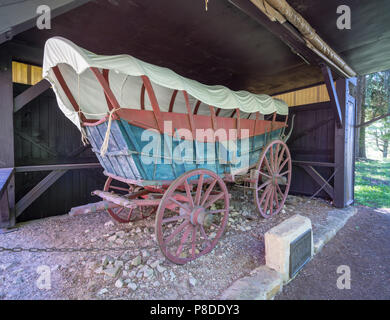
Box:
(92, 190, 137, 209)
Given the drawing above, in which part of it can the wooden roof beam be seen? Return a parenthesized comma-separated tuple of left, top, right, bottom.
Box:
(229, 0, 320, 67)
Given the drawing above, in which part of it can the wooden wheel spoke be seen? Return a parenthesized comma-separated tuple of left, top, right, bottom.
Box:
(204, 192, 225, 209)
(115, 207, 125, 215)
(195, 174, 204, 206)
(276, 183, 284, 198)
(257, 179, 271, 191)
(168, 197, 191, 213)
(162, 215, 184, 224)
(269, 188, 275, 215)
(191, 226, 197, 258)
(278, 158, 289, 173)
(279, 169, 291, 176)
(260, 184, 271, 209)
(176, 225, 192, 256)
(200, 179, 217, 207)
(277, 146, 286, 169)
(270, 146, 274, 171)
(183, 179, 194, 209)
(165, 221, 189, 244)
(205, 209, 227, 215)
(274, 187, 280, 209)
(274, 143, 280, 170)
(264, 155, 273, 174)
(263, 186, 274, 214)
(126, 209, 133, 221)
(200, 225, 211, 247)
(259, 171, 272, 179)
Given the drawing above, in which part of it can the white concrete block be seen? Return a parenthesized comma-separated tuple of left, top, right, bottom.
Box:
(265, 214, 313, 282)
(219, 266, 282, 300)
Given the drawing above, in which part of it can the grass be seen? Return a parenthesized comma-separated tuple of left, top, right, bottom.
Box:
(354, 159, 390, 208)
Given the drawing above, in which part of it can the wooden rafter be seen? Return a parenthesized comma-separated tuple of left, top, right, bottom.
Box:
(15, 170, 67, 217)
(321, 65, 343, 128)
(13, 79, 50, 113)
(14, 162, 101, 217)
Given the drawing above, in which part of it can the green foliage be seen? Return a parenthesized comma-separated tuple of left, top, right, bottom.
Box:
(365, 70, 390, 158)
(355, 159, 390, 208)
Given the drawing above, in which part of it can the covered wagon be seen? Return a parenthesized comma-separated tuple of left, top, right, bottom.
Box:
(43, 37, 292, 264)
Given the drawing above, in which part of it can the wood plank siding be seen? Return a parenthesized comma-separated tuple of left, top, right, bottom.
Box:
(13, 83, 106, 222)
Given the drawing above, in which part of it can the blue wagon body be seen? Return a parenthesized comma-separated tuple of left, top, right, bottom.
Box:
(86, 120, 282, 184)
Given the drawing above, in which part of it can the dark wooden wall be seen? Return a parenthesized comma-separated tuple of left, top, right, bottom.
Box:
(13, 83, 106, 222)
(287, 102, 335, 199)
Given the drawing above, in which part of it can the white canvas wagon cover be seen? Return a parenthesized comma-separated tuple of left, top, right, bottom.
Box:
(43, 37, 288, 130)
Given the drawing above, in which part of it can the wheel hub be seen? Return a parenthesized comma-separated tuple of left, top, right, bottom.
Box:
(190, 206, 208, 226)
(272, 174, 279, 186)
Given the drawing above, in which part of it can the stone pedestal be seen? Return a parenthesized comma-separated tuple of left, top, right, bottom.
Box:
(265, 214, 313, 282)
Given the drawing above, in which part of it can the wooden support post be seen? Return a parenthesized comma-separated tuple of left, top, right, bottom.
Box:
(322, 65, 343, 128)
(0, 168, 14, 228)
(0, 49, 15, 228)
(334, 77, 356, 208)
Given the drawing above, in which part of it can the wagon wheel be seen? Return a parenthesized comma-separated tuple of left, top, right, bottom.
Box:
(253, 139, 292, 218)
(155, 169, 229, 264)
(103, 177, 155, 223)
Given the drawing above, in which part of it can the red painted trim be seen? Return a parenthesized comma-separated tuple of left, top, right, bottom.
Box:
(116, 108, 285, 142)
(140, 84, 145, 110)
(82, 115, 110, 127)
(52, 66, 87, 122)
(193, 100, 201, 115)
(102, 69, 113, 111)
(183, 91, 196, 137)
(141, 76, 164, 132)
(209, 106, 217, 131)
(168, 90, 178, 112)
(90, 67, 120, 114)
(236, 108, 241, 139)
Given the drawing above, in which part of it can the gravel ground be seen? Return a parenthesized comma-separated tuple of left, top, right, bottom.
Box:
(276, 206, 390, 300)
(0, 186, 335, 300)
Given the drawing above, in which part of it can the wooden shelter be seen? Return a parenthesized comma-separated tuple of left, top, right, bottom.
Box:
(1, 0, 390, 228)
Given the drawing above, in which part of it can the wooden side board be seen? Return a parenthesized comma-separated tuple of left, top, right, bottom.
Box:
(114, 108, 286, 142)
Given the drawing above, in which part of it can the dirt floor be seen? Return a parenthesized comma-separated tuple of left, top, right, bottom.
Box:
(0, 185, 338, 300)
(276, 206, 390, 300)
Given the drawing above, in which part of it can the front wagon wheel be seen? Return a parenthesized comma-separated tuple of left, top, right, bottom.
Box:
(253, 139, 292, 219)
(155, 169, 229, 264)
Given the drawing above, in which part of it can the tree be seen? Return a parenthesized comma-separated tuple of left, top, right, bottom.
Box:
(355, 75, 367, 158)
(362, 70, 390, 159)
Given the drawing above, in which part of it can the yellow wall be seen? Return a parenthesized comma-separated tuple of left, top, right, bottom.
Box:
(12, 61, 43, 85)
(274, 83, 334, 107)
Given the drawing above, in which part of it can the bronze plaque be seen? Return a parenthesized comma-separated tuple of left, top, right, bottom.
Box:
(289, 229, 312, 278)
